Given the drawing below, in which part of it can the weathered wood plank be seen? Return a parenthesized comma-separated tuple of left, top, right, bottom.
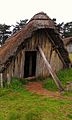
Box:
(0, 73, 3, 88)
(20, 50, 25, 78)
(7, 73, 11, 86)
(38, 46, 64, 91)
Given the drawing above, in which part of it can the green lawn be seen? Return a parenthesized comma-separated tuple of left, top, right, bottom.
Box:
(0, 87, 72, 120)
(0, 68, 72, 120)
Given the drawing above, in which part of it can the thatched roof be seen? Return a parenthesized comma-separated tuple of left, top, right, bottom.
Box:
(0, 12, 70, 72)
(63, 37, 72, 45)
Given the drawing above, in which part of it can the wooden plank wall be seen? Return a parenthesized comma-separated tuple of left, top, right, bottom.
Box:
(3, 29, 63, 80)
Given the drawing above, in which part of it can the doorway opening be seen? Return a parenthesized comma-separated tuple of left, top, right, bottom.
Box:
(24, 51, 37, 78)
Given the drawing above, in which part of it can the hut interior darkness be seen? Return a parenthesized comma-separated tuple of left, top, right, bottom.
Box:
(24, 51, 37, 78)
(0, 12, 70, 89)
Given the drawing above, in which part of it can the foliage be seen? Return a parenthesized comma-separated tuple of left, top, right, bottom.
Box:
(43, 77, 57, 91)
(0, 24, 11, 45)
(0, 19, 28, 46)
(12, 19, 28, 34)
(57, 68, 72, 83)
(9, 77, 23, 90)
(53, 19, 72, 38)
(63, 22, 72, 37)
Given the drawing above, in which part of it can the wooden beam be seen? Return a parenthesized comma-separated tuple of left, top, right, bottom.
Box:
(38, 46, 64, 91)
(7, 73, 11, 86)
(45, 31, 67, 68)
(0, 73, 3, 88)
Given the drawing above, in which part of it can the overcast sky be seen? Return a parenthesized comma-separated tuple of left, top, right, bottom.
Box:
(0, 0, 72, 25)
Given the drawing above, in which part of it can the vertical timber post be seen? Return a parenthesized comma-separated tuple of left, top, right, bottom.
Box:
(7, 73, 11, 86)
(0, 73, 3, 88)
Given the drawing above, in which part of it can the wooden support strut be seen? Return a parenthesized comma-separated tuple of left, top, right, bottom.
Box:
(37, 46, 64, 91)
(45, 31, 67, 68)
(0, 73, 3, 88)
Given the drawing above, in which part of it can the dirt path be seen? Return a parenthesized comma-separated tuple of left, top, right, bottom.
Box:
(26, 81, 61, 98)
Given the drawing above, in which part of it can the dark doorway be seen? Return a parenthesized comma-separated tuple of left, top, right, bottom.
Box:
(24, 51, 37, 78)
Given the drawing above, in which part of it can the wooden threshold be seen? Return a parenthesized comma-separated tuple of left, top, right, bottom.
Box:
(24, 76, 36, 80)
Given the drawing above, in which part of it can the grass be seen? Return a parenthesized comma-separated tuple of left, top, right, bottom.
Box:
(0, 69, 72, 120)
(0, 86, 72, 120)
(42, 68, 72, 96)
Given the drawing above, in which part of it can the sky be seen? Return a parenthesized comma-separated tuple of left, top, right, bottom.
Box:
(0, 0, 72, 25)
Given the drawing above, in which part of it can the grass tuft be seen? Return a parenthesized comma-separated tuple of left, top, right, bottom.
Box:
(43, 68, 72, 93)
(25, 110, 42, 120)
(8, 111, 21, 120)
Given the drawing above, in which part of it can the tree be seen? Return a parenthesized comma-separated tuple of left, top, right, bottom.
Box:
(12, 19, 28, 34)
(0, 24, 11, 46)
(63, 22, 72, 37)
(0, 19, 28, 46)
(53, 18, 72, 38)
(53, 18, 64, 37)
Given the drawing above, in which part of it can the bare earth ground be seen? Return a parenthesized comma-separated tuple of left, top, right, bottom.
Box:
(26, 81, 72, 100)
(26, 81, 61, 97)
